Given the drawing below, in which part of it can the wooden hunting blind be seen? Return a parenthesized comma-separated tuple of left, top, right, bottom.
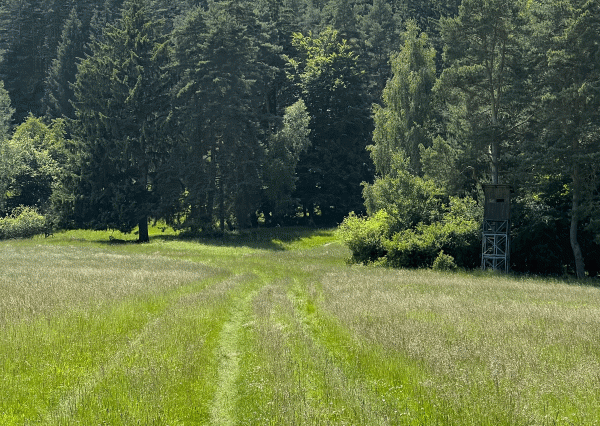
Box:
(482, 184, 512, 272)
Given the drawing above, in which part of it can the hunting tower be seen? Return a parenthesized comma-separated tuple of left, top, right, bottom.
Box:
(482, 184, 511, 272)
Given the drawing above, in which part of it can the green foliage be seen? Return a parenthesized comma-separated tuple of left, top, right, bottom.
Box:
(340, 193, 481, 269)
(363, 154, 443, 228)
(0, 116, 70, 217)
(420, 135, 469, 195)
(369, 20, 437, 176)
(338, 210, 396, 264)
(0, 80, 13, 141)
(263, 99, 311, 223)
(0, 206, 46, 239)
(383, 202, 480, 269)
(432, 250, 457, 271)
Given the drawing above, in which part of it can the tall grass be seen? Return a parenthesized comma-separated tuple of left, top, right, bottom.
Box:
(1, 228, 599, 424)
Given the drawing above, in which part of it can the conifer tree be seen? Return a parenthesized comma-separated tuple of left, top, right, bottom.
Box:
(173, 1, 274, 231)
(43, 7, 85, 120)
(0, 0, 79, 122)
(73, 0, 173, 242)
(357, 0, 401, 100)
(437, 0, 528, 185)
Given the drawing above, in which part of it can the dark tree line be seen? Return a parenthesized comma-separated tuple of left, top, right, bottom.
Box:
(0, 0, 598, 276)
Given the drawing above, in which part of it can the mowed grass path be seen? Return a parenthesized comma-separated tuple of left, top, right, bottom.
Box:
(1, 228, 600, 425)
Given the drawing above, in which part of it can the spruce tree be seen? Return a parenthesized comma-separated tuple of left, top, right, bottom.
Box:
(43, 7, 85, 120)
(357, 0, 401, 100)
(0, 0, 77, 122)
(73, 0, 173, 242)
(173, 1, 274, 231)
(437, 0, 529, 185)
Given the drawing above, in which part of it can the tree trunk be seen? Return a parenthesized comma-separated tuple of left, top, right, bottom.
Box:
(219, 175, 225, 233)
(570, 163, 585, 279)
(138, 216, 149, 243)
(491, 139, 499, 185)
(205, 145, 217, 232)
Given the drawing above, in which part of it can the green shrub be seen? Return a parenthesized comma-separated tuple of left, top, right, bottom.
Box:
(337, 210, 398, 264)
(0, 206, 47, 239)
(383, 211, 480, 269)
(432, 250, 458, 271)
(339, 196, 481, 269)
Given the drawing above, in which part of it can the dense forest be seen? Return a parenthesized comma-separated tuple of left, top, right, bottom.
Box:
(0, 0, 598, 277)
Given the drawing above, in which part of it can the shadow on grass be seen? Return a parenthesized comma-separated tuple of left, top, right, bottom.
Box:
(93, 227, 334, 251)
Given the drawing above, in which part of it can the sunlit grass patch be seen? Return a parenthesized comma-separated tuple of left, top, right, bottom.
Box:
(0, 244, 213, 322)
(0, 242, 222, 425)
(317, 267, 600, 424)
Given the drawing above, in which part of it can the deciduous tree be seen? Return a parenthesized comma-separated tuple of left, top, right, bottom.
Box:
(369, 20, 436, 177)
(287, 27, 371, 224)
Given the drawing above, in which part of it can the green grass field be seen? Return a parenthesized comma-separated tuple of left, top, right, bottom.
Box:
(1, 227, 600, 425)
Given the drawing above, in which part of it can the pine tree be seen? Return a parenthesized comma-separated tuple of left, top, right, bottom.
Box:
(173, 1, 274, 231)
(43, 7, 85, 120)
(357, 0, 402, 100)
(73, 0, 173, 242)
(437, 0, 529, 185)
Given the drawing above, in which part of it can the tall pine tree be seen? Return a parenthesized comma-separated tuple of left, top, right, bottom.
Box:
(43, 7, 86, 121)
(173, 1, 274, 231)
(72, 0, 173, 242)
(437, 0, 528, 185)
(528, 0, 600, 278)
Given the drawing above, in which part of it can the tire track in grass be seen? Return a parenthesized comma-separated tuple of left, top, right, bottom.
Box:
(287, 276, 434, 424)
(44, 314, 164, 424)
(237, 276, 398, 424)
(210, 274, 262, 426)
(43, 273, 237, 424)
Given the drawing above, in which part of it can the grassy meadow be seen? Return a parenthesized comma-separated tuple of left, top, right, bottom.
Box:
(1, 227, 600, 425)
